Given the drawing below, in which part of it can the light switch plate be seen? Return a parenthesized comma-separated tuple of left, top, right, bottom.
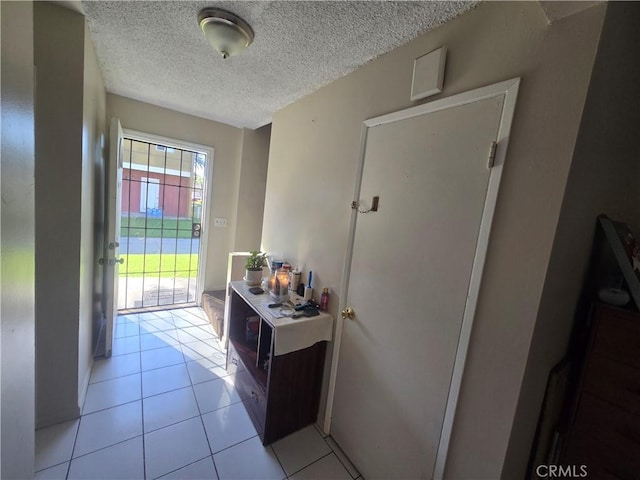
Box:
(214, 217, 227, 227)
(410, 46, 447, 101)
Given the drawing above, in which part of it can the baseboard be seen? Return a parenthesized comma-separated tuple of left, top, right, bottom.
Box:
(36, 405, 81, 430)
(93, 314, 106, 358)
(78, 357, 93, 413)
(209, 284, 227, 293)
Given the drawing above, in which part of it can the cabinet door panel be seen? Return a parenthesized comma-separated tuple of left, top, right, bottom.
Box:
(593, 307, 640, 369)
(583, 353, 640, 416)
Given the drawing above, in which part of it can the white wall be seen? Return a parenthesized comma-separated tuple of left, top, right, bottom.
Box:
(234, 125, 271, 252)
(78, 24, 107, 408)
(34, 2, 86, 428)
(504, 2, 640, 477)
(261, 2, 605, 477)
(0, 1, 36, 477)
(106, 95, 243, 290)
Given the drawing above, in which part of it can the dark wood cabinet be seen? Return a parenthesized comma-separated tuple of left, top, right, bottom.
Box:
(225, 281, 332, 445)
(563, 305, 640, 479)
(529, 217, 640, 478)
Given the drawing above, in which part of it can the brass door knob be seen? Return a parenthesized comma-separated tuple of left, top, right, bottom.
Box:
(342, 307, 355, 320)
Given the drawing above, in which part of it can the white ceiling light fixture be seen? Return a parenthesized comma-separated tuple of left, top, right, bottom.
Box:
(198, 8, 254, 59)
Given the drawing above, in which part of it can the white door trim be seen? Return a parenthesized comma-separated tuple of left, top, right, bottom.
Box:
(140, 177, 160, 212)
(123, 128, 215, 306)
(105, 118, 124, 357)
(325, 78, 520, 479)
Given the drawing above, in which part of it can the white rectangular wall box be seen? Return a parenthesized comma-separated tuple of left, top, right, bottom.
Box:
(410, 46, 447, 101)
(214, 217, 228, 227)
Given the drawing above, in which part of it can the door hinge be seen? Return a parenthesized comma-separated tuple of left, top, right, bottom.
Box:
(487, 141, 498, 169)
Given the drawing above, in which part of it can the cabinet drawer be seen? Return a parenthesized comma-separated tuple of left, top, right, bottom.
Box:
(227, 342, 246, 376)
(226, 342, 268, 440)
(572, 393, 640, 456)
(566, 396, 639, 480)
(593, 307, 640, 369)
(566, 393, 640, 480)
(235, 370, 267, 435)
(565, 433, 640, 480)
(583, 354, 640, 415)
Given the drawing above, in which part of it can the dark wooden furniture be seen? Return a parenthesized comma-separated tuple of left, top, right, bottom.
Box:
(225, 281, 332, 445)
(529, 216, 640, 478)
(563, 305, 640, 479)
(558, 217, 640, 478)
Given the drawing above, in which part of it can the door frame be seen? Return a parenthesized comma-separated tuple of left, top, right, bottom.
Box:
(122, 128, 215, 307)
(104, 118, 124, 357)
(325, 78, 520, 479)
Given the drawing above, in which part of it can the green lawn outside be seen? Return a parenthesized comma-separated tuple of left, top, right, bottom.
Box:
(121, 254, 198, 277)
(121, 217, 195, 239)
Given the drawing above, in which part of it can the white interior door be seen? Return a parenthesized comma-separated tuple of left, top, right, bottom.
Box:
(330, 80, 519, 479)
(140, 177, 160, 212)
(103, 117, 123, 357)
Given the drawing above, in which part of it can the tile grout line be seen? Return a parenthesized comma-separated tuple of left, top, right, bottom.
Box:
(153, 454, 214, 480)
(176, 310, 222, 480)
(138, 322, 148, 480)
(89, 345, 225, 387)
(79, 314, 142, 472)
(87, 367, 232, 417)
(144, 412, 204, 436)
(35, 311, 161, 476)
(82, 377, 143, 416)
(64, 418, 80, 480)
(62, 309, 111, 479)
(193, 375, 219, 479)
(322, 435, 360, 480)
(66, 434, 146, 465)
(209, 433, 260, 457)
(68, 307, 227, 479)
(184, 307, 263, 478)
(33, 459, 69, 476)
(285, 450, 336, 479)
(269, 442, 291, 479)
(149, 311, 202, 478)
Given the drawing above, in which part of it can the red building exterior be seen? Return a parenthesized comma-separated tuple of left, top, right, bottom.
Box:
(122, 169, 193, 218)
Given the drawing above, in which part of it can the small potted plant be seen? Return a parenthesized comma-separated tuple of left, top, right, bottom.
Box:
(245, 251, 267, 286)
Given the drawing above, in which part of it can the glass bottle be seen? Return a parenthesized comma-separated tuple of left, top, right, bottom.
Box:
(320, 288, 329, 311)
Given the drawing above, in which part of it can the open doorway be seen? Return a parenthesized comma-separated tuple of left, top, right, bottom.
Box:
(117, 131, 213, 311)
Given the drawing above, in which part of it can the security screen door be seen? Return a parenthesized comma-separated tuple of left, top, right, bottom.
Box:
(117, 137, 207, 310)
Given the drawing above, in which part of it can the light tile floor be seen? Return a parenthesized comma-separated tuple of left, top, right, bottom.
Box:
(35, 307, 361, 480)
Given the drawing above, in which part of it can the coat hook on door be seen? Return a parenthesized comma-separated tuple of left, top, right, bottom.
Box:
(351, 196, 379, 214)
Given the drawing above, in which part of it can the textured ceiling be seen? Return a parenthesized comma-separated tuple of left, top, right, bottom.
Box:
(82, 1, 478, 129)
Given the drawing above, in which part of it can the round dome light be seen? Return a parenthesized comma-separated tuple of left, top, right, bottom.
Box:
(198, 8, 254, 59)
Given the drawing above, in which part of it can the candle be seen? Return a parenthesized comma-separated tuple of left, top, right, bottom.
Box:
(276, 269, 290, 300)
